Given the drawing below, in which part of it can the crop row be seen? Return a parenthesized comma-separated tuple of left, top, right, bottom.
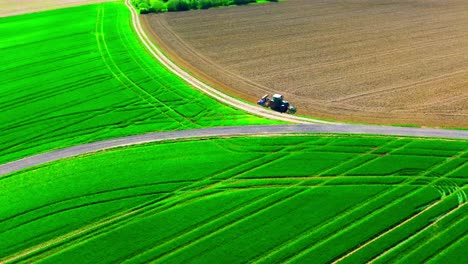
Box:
(372, 190, 467, 263)
(0, 2, 276, 164)
(0, 135, 466, 262)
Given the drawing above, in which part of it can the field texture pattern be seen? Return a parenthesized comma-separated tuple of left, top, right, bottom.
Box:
(145, 0, 468, 127)
(0, 2, 277, 164)
(0, 0, 116, 17)
(0, 135, 466, 263)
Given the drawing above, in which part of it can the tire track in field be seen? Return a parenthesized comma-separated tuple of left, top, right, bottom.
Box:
(286, 51, 466, 98)
(115, 14, 190, 100)
(120, 144, 310, 262)
(1, 46, 96, 77)
(0, 187, 211, 263)
(389, 204, 467, 263)
(0, 204, 145, 263)
(0, 73, 110, 120)
(20, 177, 282, 262)
(250, 185, 403, 264)
(114, 147, 300, 258)
(2, 144, 291, 262)
(368, 203, 467, 263)
(178, 181, 410, 264)
(20, 189, 226, 263)
(0, 75, 132, 158)
(318, 137, 406, 176)
(250, 175, 438, 263)
(279, 176, 451, 263)
(0, 0, 466, 260)
(264, 37, 466, 81)
(0, 92, 132, 158)
(0, 180, 193, 232)
(112, 7, 190, 101)
(331, 199, 450, 263)
(423, 221, 468, 263)
(407, 94, 468, 111)
(146, 139, 410, 264)
(0, 191, 165, 242)
(151, 188, 309, 263)
(421, 150, 468, 203)
(333, 69, 468, 103)
(145, 0, 460, 126)
(121, 187, 301, 263)
(0, 81, 119, 133)
(325, 137, 412, 178)
(124, 0, 331, 125)
(307, 172, 466, 263)
(331, 186, 466, 262)
(0, 133, 464, 260)
(95, 6, 194, 128)
(30, 144, 300, 262)
(114, 11, 214, 124)
(151, 18, 279, 96)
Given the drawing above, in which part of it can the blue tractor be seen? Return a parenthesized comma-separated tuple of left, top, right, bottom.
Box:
(257, 94, 297, 114)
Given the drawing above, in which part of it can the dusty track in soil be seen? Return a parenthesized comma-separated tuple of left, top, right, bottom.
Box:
(143, 0, 468, 127)
(0, 0, 116, 17)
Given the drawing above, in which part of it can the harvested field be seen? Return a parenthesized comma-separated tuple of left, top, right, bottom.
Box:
(144, 0, 468, 127)
(0, 135, 466, 263)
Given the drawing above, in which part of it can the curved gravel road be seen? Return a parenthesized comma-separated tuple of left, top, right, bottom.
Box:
(1, 124, 467, 176)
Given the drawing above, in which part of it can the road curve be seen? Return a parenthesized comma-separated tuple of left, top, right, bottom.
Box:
(1, 124, 467, 176)
(2, 3, 466, 176)
(125, 0, 332, 125)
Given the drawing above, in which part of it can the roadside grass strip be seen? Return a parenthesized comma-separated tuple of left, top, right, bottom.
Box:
(0, 135, 466, 263)
(0, 1, 277, 164)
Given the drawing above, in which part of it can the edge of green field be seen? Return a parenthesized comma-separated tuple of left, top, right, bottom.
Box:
(0, 134, 466, 263)
(0, 1, 281, 165)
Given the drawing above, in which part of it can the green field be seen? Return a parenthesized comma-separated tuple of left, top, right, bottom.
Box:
(0, 1, 277, 165)
(1, 0, 467, 263)
(1, 135, 466, 263)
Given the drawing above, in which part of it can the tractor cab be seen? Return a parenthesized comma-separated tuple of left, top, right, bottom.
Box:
(257, 94, 297, 114)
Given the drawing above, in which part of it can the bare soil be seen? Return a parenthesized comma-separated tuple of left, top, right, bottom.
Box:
(0, 0, 116, 17)
(143, 0, 468, 127)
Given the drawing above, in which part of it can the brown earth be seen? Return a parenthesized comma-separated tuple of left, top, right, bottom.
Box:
(143, 0, 468, 127)
(0, 0, 116, 17)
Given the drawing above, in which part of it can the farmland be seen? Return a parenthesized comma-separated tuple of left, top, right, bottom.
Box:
(144, 0, 468, 127)
(0, 134, 466, 263)
(0, 0, 116, 17)
(0, 2, 278, 164)
(1, 0, 467, 263)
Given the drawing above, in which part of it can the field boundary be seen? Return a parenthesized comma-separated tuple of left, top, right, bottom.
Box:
(1, 124, 467, 176)
(124, 0, 333, 125)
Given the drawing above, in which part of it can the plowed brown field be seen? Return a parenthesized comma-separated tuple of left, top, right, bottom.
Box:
(143, 0, 468, 127)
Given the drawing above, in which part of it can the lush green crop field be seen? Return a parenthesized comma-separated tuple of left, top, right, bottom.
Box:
(0, 1, 277, 164)
(1, 135, 466, 263)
